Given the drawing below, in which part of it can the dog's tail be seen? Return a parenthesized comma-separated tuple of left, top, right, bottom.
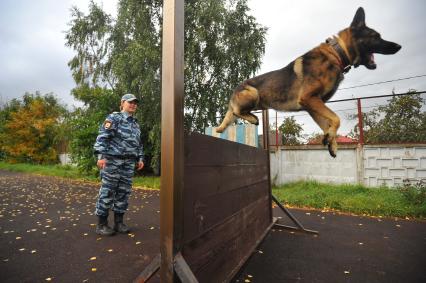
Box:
(215, 104, 235, 133)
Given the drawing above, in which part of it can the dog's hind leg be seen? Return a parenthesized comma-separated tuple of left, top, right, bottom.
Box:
(216, 84, 259, 133)
(233, 112, 259, 125)
(232, 84, 260, 124)
(216, 106, 236, 133)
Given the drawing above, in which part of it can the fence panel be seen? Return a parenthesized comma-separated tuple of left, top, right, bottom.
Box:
(182, 133, 272, 282)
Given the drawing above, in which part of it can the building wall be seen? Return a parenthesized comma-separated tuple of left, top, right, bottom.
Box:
(270, 144, 426, 187)
(363, 145, 426, 187)
(204, 124, 258, 147)
(270, 145, 359, 185)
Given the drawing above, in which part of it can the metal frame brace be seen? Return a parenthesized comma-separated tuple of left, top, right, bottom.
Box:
(272, 194, 319, 235)
(134, 253, 199, 283)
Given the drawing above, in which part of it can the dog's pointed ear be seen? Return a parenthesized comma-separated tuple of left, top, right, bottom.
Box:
(351, 7, 366, 29)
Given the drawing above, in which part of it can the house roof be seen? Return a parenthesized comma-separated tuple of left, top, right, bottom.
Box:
(307, 135, 358, 145)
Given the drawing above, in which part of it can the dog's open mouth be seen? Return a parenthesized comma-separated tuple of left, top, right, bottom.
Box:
(366, 53, 377, 69)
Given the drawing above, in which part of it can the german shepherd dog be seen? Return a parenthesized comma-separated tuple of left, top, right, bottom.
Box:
(216, 7, 401, 157)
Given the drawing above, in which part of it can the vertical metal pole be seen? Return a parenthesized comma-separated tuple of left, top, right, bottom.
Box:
(275, 111, 278, 150)
(357, 98, 364, 145)
(161, 0, 184, 282)
(262, 110, 270, 150)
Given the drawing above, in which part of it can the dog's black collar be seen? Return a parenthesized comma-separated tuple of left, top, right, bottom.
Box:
(326, 37, 351, 73)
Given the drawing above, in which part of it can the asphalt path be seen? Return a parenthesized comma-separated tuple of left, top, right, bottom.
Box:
(0, 170, 160, 283)
(234, 205, 426, 283)
(0, 170, 425, 283)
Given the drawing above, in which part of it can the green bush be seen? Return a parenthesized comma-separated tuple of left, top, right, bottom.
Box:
(398, 179, 426, 205)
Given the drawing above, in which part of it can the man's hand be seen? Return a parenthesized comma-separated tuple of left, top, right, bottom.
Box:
(136, 161, 144, 171)
(97, 159, 107, 170)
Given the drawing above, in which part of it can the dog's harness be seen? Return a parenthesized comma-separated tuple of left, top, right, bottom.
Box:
(326, 37, 351, 74)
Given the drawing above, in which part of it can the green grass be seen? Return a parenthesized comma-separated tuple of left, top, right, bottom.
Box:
(133, 176, 160, 189)
(0, 161, 93, 179)
(0, 161, 160, 190)
(1, 162, 424, 218)
(273, 180, 426, 219)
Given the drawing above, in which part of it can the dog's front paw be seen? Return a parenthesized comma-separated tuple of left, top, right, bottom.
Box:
(327, 140, 338, 158)
(322, 134, 330, 145)
(328, 144, 337, 158)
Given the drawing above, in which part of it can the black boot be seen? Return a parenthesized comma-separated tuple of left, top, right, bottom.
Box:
(96, 215, 115, 236)
(114, 213, 130, 233)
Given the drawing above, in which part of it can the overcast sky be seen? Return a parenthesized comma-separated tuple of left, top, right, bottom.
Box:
(1, 0, 425, 134)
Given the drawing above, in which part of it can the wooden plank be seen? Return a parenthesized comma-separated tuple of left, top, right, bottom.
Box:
(184, 133, 269, 198)
(174, 252, 199, 283)
(160, 0, 184, 281)
(185, 133, 266, 166)
(182, 133, 272, 282)
(183, 180, 269, 243)
(182, 196, 271, 282)
(133, 254, 161, 283)
(183, 133, 270, 242)
(183, 164, 268, 200)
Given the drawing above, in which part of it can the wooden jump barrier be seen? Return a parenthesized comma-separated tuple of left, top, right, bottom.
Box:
(135, 1, 317, 282)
